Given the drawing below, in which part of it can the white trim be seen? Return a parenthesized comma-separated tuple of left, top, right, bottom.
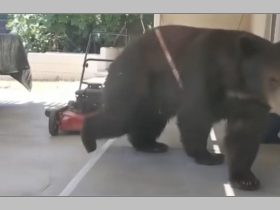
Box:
(274, 14, 280, 43)
(264, 14, 273, 41)
(154, 14, 161, 27)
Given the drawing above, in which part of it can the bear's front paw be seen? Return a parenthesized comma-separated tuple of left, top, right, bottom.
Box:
(81, 131, 97, 153)
(230, 171, 260, 191)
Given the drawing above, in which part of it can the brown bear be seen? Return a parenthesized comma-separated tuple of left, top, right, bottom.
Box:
(81, 25, 280, 191)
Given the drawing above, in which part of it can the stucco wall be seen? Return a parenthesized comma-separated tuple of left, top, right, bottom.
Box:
(27, 52, 91, 81)
(156, 14, 272, 39)
(26, 47, 122, 81)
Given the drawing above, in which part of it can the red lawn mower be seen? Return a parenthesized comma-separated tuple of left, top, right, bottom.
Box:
(45, 32, 128, 136)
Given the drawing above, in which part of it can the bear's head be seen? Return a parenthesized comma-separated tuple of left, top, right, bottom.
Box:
(239, 36, 280, 114)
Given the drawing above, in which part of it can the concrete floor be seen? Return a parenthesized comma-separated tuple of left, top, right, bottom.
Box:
(0, 80, 280, 196)
(69, 122, 280, 197)
(0, 81, 91, 196)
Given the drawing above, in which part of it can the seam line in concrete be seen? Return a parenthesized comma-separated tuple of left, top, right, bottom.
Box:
(210, 128, 217, 141)
(210, 128, 236, 197)
(224, 183, 235, 196)
(59, 138, 116, 196)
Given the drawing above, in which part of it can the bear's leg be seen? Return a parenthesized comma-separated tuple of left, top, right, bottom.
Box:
(225, 108, 268, 191)
(128, 98, 169, 153)
(177, 103, 224, 165)
(81, 109, 130, 153)
(81, 67, 150, 153)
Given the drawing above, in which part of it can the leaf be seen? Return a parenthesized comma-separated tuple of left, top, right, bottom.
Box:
(7, 14, 153, 52)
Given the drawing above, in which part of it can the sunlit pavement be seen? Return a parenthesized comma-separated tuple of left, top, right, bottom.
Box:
(0, 80, 280, 196)
(0, 80, 91, 196)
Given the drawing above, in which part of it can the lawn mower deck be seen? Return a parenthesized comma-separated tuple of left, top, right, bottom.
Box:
(45, 83, 104, 136)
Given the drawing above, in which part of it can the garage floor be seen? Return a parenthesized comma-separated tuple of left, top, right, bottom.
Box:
(68, 122, 280, 197)
(0, 80, 280, 197)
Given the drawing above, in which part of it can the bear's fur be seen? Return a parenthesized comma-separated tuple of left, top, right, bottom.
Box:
(81, 25, 280, 191)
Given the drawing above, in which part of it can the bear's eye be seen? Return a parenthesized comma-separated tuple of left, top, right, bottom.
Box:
(269, 76, 280, 89)
(270, 77, 279, 83)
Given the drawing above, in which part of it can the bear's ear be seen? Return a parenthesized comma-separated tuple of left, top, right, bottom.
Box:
(239, 36, 263, 56)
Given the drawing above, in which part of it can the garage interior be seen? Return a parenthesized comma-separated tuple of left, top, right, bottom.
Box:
(0, 14, 280, 196)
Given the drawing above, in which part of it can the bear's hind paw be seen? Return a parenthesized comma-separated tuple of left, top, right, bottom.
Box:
(193, 152, 224, 165)
(230, 171, 260, 191)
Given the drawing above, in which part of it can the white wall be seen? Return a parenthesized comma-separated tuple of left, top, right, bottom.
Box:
(157, 14, 272, 39)
(27, 47, 122, 81)
(159, 14, 250, 30)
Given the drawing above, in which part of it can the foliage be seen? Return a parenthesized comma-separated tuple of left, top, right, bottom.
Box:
(6, 14, 154, 52)
(7, 14, 49, 52)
